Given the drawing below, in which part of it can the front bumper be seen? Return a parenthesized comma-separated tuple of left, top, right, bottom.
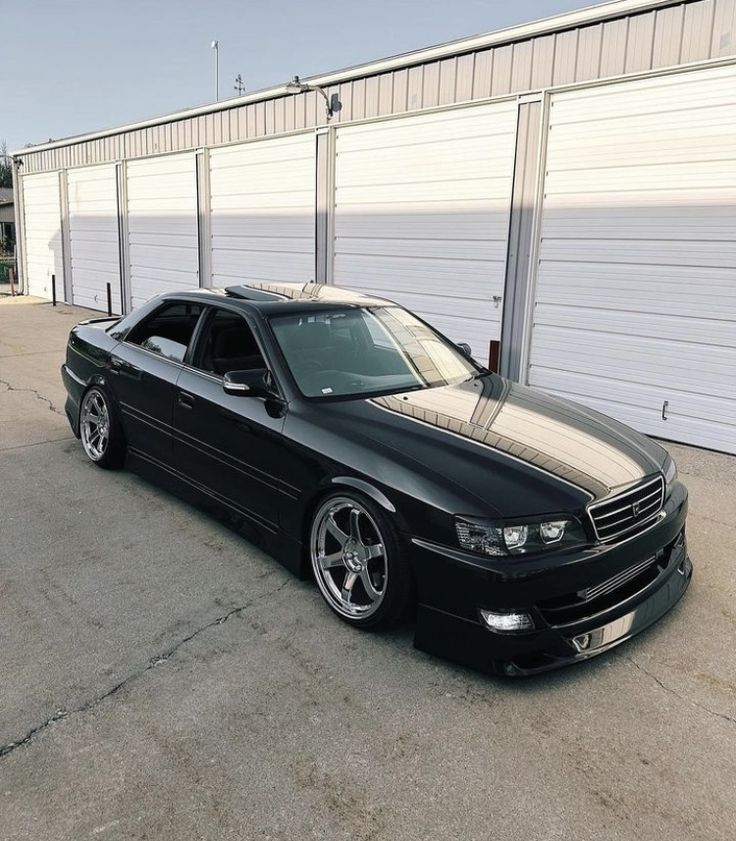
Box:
(411, 482, 691, 676)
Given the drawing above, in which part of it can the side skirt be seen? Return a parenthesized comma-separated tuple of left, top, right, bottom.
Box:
(126, 447, 308, 579)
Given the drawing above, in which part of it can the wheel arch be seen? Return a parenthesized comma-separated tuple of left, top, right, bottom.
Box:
(74, 374, 116, 433)
(299, 476, 408, 572)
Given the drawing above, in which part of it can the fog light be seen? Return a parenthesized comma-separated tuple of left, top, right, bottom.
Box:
(480, 609, 534, 633)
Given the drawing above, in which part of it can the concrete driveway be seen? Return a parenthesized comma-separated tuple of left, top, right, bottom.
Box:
(1, 297, 734, 841)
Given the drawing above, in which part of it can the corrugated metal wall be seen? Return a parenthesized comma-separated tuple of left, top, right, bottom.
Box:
(19, 0, 736, 174)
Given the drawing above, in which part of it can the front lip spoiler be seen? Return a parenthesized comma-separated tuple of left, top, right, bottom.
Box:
(502, 554, 692, 676)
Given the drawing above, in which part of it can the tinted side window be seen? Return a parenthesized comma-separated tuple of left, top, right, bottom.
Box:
(126, 302, 203, 363)
(193, 308, 265, 376)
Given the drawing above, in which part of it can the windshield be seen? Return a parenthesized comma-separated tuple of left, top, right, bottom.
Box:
(269, 306, 478, 398)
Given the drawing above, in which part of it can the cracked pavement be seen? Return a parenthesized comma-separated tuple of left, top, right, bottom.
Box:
(1, 297, 735, 841)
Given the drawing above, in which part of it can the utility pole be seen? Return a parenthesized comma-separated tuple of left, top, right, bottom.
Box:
(211, 40, 220, 101)
(234, 74, 246, 95)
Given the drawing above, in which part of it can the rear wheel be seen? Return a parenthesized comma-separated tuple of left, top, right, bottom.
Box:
(79, 386, 125, 469)
(309, 493, 412, 629)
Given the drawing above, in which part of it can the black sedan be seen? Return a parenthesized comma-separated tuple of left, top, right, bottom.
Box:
(62, 282, 692, 675)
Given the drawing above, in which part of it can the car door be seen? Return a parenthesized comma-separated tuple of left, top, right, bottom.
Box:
(172, 306, 290, 532)
(109, 300, 205, 466)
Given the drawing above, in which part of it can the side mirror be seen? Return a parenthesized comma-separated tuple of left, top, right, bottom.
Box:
(456, 342, 472, 357)
(223, 369, 276, 398)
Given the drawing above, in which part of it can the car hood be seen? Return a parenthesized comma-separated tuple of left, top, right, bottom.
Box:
(316, 374, 667, 517)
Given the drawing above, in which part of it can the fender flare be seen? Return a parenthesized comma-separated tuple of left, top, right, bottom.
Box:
(328, 475, 397, 514)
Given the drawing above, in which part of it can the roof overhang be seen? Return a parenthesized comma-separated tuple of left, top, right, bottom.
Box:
(12, 0, 679, 157)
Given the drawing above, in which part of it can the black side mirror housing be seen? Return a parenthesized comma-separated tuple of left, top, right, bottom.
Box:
(456, 342, 472, 357)
(223, 369, 276, 398)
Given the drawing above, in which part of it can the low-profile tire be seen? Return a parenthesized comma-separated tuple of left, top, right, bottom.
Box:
(309, 491, 413, 630)
(79, 385, 126, 470)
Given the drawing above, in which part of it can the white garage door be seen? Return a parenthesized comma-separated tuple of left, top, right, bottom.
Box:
(209, 133, 316, 285)
(21, 172, 65, 300)
(333, 102, 518, 357)
(529, 64, 736, 455)
(67, 165, 122, 313)
(126, 153, 199, 309)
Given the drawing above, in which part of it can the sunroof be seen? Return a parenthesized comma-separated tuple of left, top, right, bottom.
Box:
(224, 285, 287, 301)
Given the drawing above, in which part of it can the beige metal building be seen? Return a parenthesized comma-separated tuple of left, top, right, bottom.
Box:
(11, 0, 736, 454)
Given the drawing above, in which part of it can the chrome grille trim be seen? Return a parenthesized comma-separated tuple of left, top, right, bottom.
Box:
(588, 475, 665, 543)
(577, 555, 658, 602)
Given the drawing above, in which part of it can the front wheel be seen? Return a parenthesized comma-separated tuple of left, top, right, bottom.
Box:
(79, 386, 126, 469)
(309, 493, 413, 630)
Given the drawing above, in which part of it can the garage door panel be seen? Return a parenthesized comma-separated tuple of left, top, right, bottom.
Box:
(212, 252, 313, 285)
(126, 153, 199, 308)
(335, 236, 508, 262)
(548, 64, 736, 118)
(542, 211, 736, 239)
(334, 101, 517, 348)
(67, 164, 122, 312)
(22, 172, 64, 300)
(336, 107, 516, 150)
(529, 65, 736, 453)
(542, 386, 736, 454)
(209, 134, 316, 286)
(534, 368, 736, 425)
(538, 238, 736, 268)
(534, 304, 734, 347)
(212, 216, 313, 238)
(335, 211, 506, 240)
(545, 162, 736, 194)
(211, 134, 314, 165)
(335, 253, 504, 290)
(530, 326, 735, 394)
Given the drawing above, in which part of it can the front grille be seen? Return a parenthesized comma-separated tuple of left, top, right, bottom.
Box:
(588, 475, 665, 543)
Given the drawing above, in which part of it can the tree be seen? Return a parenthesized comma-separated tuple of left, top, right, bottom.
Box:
(0, 141, 12, 189)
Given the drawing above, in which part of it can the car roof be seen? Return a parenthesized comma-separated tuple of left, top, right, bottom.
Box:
(164, 282, 394, 315)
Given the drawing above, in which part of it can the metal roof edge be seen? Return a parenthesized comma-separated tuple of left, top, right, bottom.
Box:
(11, 0, 678, 157)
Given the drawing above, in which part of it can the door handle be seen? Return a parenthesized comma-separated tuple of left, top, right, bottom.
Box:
(110, 357, 140, 378)
(178, 391, 195, 409)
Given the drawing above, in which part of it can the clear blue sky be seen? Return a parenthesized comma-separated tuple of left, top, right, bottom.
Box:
(3, 0, 593, 153)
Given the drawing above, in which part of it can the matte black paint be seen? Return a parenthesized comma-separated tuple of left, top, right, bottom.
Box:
(62, 285, 691, 675)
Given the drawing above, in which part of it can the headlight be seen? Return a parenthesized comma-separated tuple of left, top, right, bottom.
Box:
(455, 515, 587, 557)
(663, 455, 677, 493)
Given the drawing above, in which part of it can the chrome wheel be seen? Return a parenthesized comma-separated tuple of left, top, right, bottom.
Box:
(80, 389, 110, 462)
(311, 496, 388, 619)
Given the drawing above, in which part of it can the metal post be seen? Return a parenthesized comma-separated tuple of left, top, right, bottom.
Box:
(51, 273, 57, 306)
(106, 281, 113, 316)
(211, 40, 220, 101)
(8, 267, 16, 296)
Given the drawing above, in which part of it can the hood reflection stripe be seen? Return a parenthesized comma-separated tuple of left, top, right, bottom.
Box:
(369, 399, 595, 501)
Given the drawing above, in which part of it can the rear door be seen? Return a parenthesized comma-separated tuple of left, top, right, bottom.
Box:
(109, 300, 204, 466)
(173, 306, 289, 532)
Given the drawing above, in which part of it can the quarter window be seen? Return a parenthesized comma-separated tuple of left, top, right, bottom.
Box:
(126, 302, 203, 363)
